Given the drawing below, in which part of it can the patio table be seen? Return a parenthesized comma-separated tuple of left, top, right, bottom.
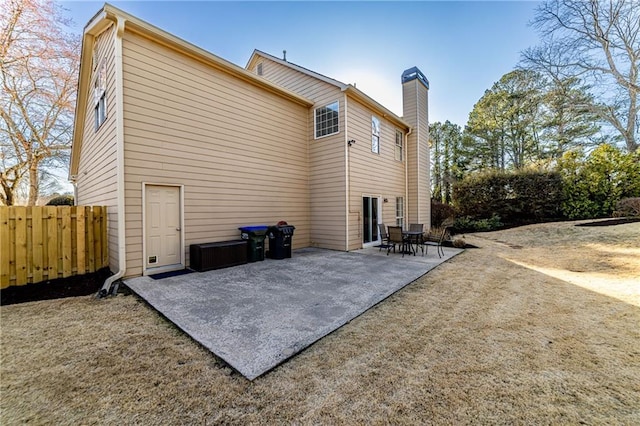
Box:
(402, 231, 424, 256)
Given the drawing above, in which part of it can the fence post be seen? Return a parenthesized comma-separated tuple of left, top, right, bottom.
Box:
(0, 208, 9, 288)
(61, 208, 72, 278)
(76, 207, 86, 275)
(101, 207, 108, 267)
(31, 207, 44, 283)
(93, 206, 102, 269)
(14, 207, 28, 285)
(45, 206, 58, 280)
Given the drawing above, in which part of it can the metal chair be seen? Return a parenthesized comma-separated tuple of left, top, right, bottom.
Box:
(435, 218, 454, 258)
(387, 226, 408, 257)
(408, 223, 425, 255)
(377, 223, 393, 251)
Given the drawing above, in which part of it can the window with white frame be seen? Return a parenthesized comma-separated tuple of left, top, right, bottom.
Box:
(257, 62, 263, 76)
(395, 197, 404, 227)
(315, 101, 339, 138)
(395, 130, 403, 161)
(94, 62, 107, 131)
(371, 116, 380, 153)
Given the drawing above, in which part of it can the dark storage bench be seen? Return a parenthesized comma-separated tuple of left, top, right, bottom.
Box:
(190, 240, 248, 272)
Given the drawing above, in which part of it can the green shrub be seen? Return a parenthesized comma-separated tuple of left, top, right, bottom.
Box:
(46, 195, 74, 206)
(452, 216, 475, 232)
(453, 214, 503, 233)
(558, 145, 640, 219)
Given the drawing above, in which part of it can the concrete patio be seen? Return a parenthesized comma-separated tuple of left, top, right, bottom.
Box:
(124, 245, 462, 380)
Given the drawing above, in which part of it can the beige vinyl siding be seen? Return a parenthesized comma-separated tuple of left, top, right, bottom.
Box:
(346, 96, 406, 250)
(249, 58, 339, 101)
(251, 57, 347, 250)
(75, 25, 119, 271)
(308, 132, 345, 251)
(121, 31, 310, 276)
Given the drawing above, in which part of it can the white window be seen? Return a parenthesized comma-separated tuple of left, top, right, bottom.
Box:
(396, 197, 404, 227)
(257, 62, 263, 76)
(315, 101, 339, 138)
(371, 116, 380, 153)
(395, 130, 404, 161)
(94, 62, 107, 131)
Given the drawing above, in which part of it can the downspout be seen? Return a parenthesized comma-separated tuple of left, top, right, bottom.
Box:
(404, 127, 412, 228)
(344, 93, 349, 251)
(99, 16, 126, 297)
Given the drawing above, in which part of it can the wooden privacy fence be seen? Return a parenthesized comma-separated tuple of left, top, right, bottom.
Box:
(0, 206, 109, 288)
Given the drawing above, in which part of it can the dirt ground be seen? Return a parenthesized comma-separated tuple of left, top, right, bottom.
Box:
(1, 220, 639, 424)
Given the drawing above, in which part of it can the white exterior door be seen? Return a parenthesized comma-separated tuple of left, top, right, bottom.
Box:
(145, 185, 181, 270)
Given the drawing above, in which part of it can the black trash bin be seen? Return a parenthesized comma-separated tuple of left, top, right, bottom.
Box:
(267, 224, 296, 259)
(238, 225, 269, 262)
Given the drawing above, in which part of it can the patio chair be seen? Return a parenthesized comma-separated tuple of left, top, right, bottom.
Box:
(409, 224, 423, 232)
(386, 226, 409, 257)
(377, 223, 393, 252)
(409, 223, 426, 256)
(435, 218, 454, 258)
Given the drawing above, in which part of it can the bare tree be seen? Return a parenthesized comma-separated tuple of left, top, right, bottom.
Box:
(0, 0, 79, 205)
(522, 0, 639, 152)
(0, 161, 25, 205)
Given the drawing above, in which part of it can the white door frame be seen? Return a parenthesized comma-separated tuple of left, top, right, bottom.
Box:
(362, 194, 382, 248)
(141, 182, 185, 276)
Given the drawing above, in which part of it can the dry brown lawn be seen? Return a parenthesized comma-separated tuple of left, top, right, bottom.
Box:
(1, 220, 639, 424)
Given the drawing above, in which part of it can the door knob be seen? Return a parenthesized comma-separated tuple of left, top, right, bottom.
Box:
(176, 227, 181, 231)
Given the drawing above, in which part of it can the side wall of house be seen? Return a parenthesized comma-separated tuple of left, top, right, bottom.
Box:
(75, 25, 119, 271)
(121, 32, 310, 277)
(345, 96, 407, 250)
(249, 58, 347, 250)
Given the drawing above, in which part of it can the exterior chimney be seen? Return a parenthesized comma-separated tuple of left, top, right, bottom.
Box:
(402, 67, 430, 229)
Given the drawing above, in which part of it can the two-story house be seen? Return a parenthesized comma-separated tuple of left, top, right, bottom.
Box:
(70, 4, 431, 282)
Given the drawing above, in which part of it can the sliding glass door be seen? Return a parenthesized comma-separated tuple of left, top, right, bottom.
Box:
(362, 196, 381, 246)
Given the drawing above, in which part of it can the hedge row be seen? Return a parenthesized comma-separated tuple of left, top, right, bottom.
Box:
(447, 145, 640, 231)
(452, 170, 564, 226)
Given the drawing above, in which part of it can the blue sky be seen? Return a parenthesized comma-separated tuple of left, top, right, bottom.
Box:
(62, 1, 541, 128)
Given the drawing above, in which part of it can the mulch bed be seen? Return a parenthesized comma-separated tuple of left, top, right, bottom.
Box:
(440, 240, 479, 249)
(1, 268, 112, 306)
(575, 217, 640, 227)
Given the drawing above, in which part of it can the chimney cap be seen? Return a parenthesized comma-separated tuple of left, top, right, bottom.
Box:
(401, 67, 429, 89)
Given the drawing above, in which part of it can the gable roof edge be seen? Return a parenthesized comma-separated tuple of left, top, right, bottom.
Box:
(247, 50, 410, 131)
(70, 5, 314, 177)
(247, 49, 348, 90)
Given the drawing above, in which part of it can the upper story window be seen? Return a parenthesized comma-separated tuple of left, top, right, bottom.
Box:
(257, 62, 263, 76)
(395, 130, 404, 161)
(315, 101, 339, 138)
(94, 61, 107, 131)
(371, 116, 380, 154)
